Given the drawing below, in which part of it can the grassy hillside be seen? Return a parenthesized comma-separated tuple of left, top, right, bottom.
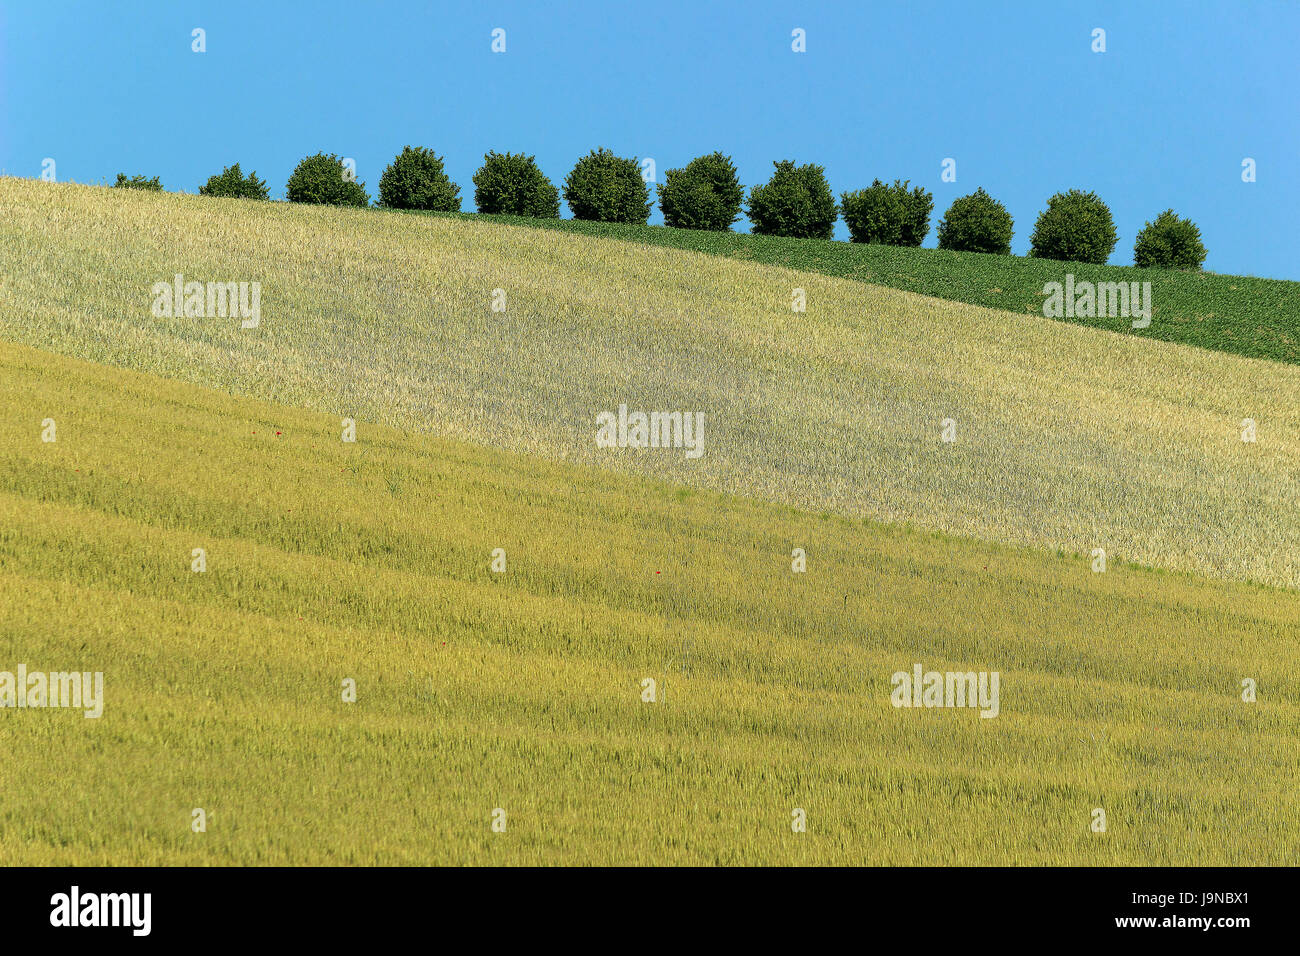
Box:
(3, 340, 1297, 865)
(440, 211, 1300, 364)
(3, 178, 1298, 591)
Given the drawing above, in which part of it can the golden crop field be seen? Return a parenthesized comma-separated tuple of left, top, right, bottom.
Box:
(3, 177, 1299, 591)
(1, 340, 1297, 865)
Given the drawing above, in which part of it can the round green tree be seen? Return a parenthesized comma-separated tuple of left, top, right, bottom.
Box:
(1133, 209, 1206, 269)
(286, 153, 370, 207)
(744, 160, 837, 239)
(1029, 189, 1117, 264)
(472, 151, 559, 217)
(657, 152, 744, 231)
(378, 146, 461, 211)
(841, 179, 933, 247)
(563, 148, 650, 224)
(839, 179, 898, 245)
(936, 188, 1014, 255)
(199, 163, 269, 200)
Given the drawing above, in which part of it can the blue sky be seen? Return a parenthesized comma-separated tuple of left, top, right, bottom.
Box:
(3, 0, 1297, 278)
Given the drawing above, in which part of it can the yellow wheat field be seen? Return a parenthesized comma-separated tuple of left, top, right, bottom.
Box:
(2, 341, 1298, 865)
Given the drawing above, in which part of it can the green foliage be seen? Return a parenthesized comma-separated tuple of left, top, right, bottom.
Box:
(472, 151, 559, 217)
(1133, 209, 1207, 270)
(563, 148, 651, 224)
(937, 188, 1014, 255)
(841, 180, 903, 244)
(285, 153, 370, 207)
(745, 160, 837, 239)
(840, 179, 933, 246)
(199, 163, 269, 200)
(656, 152, 744, 231)
(378, 146, 461, 212)
(112, 174, 162, 192)
(1029, 189, 1117, 265)
(899, 183, 934, 247)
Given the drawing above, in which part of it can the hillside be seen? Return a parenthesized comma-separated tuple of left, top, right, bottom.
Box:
(442, 211, 1300, 364)
(2, 178, 1298, 590)
(3, 340, 1297, 865)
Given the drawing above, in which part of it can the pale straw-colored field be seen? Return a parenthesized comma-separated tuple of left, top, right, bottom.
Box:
(3, 177, 1296, 589)
(5, 175, 1294, 587)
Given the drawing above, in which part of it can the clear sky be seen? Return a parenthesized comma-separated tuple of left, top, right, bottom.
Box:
(3, 0, 1296, 278)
